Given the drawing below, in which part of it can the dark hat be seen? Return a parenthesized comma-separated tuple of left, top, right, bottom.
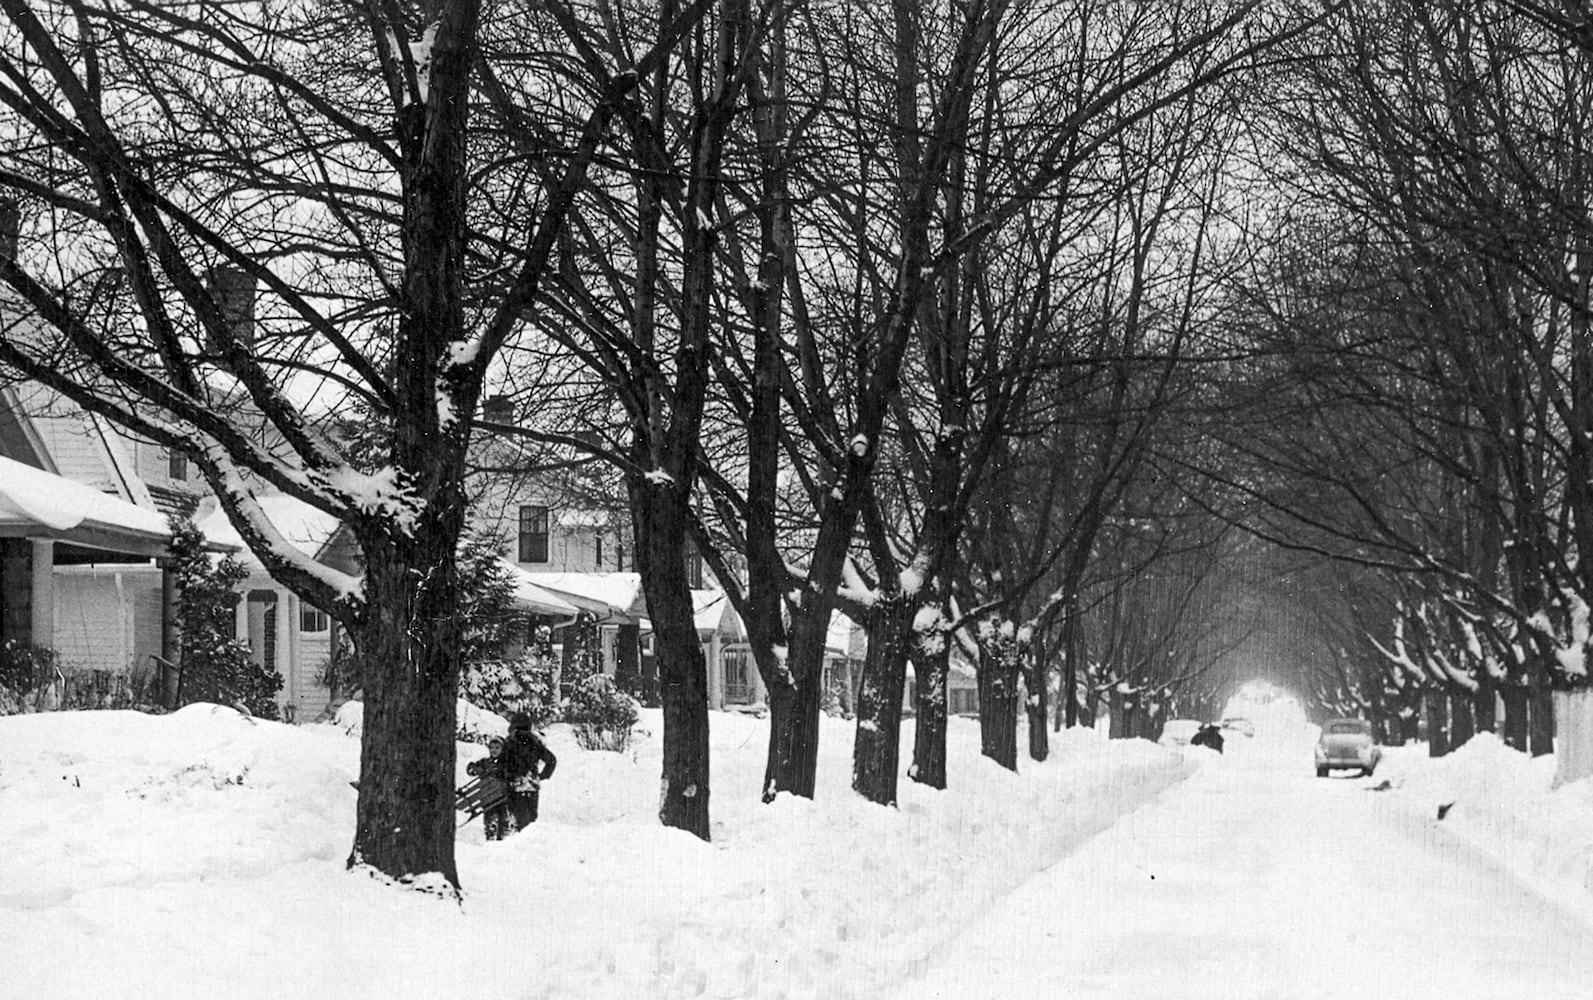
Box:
(509, 711, 533, 730)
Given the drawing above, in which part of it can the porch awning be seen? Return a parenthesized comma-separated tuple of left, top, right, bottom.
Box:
(0, 455, 171, 557)
(503, 563, 581, 618)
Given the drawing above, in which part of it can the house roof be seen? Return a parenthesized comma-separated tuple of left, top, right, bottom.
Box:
(0, 454, 171, 557)
(501, 562, 581, 618)
(521, 571, 646, 623)
(196, 494, 344, 569)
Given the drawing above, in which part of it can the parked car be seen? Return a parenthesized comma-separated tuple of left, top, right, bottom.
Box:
(1220, 716, 1256, 738)
(1158, 719, 1205, 750)
(1315, 718, 1381, 777)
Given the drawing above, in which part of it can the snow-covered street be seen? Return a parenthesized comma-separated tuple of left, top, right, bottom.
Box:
(898, 733, 1593, 1000)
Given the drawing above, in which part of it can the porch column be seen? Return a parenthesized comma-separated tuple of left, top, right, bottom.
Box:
(235, 594, 248, 642)
(29, 539, 53, 649)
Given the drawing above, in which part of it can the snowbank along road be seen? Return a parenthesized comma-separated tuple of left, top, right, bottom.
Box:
(895, 734, 1593, 1000)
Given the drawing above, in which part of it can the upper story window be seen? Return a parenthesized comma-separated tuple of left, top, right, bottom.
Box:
(595, 533, 604, 568)
(300, 606, 330, 633)
(168, 450, 188, 481)
(518, 505, 550, 563)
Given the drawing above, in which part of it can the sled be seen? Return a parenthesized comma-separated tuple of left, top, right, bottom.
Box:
(455, 775, 509, 826)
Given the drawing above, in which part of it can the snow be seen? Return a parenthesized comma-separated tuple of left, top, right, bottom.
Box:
(521, 571, 644, 618)
(10, 703, 1593, 999)
(897, 728, 1593, 999)
(501, 562, 581, 617)
(0, 706, 1188, 1000)
(0, 454, 170, 538)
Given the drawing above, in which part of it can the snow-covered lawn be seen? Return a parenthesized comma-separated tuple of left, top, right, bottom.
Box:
(9, 704, 1593, 1000)
(1, 705, 1191, 999)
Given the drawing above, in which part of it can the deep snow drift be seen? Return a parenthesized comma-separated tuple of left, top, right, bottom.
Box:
(2, 705, 1189, 999)
(5, 705, 1593, 999)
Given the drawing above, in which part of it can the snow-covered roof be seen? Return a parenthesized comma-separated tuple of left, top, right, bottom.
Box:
(501, 562, 580, 618)
(0, 455, 170, 554)
(521, 571, 646, 621)
(197, 495, 345, 568)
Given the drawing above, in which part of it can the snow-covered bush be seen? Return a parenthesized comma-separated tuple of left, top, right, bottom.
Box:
(564, 674, 639, 751)
(459, 653, 560, 732)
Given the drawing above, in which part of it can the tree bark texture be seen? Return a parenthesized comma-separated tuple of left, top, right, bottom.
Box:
(910, 644, 949, 789)
(1448, 692, 1476, 748)
(1530, 683, 1555, 758)
(853, 594, 916, 805)
(349, 528, 466, 889)
(631, 480, 711, 839)
(1425, 689, 1451, 757)
(1026, 649, 1049, 762)
(976, 623, 1021, 771)
(1500, 683, 1530, 752)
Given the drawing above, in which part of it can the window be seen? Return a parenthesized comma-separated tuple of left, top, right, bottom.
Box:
(300, 606, 330, 633)
(595, 533, 604, 568)
(684, 549, 703, 588)
(168, 450, 188, 481)
(518, 505, 550, 563)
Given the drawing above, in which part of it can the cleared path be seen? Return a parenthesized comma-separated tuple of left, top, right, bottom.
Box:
(893, 736, 1593, 1000)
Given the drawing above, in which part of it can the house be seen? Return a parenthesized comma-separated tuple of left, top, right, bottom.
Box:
(194, 495, 356, 722)
(0, 385, 182, 703)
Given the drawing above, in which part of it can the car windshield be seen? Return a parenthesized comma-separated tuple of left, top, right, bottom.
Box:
(1324, 721, 1369, 735)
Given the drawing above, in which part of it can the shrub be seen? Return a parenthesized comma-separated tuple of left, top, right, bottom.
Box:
(0, 641, 60, 714)
(564, 674, 639, 752)
(460, 652, 561, 732)
(169, 515, 282, 719)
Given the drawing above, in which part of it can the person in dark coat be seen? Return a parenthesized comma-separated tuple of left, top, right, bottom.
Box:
(501, 711, 557, 829)
(1191, 723, 1225, 753)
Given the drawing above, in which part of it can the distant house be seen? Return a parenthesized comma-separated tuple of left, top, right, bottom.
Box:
(195, 496, 356, 722)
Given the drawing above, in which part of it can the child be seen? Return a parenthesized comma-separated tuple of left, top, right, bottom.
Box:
(466, 736, 515, 840)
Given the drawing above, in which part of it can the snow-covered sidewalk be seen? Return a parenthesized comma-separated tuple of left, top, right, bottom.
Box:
(1, 705, 1191, 999)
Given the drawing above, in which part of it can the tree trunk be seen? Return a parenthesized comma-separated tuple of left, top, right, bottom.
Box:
(349, 532, 465, 890)
(1448, 691, 1476, 748)
(1473, 674, 1497, 733)
(762, 608, 830, 800)
(1553, 688, 1593, 785)
(1109, 686, 1127, 739)
(631, 481, 710, 840)
(977, 622, 1021, 770)
(910, 643, 949, 789)
(346, 0, 483, 891)
(853, 594, 915, 805)
(1530, 682, 1555, 758)
(1424, 689, 1451, 757)
(1500, 683, 1530, 752)
(1026, 647, 1049, 762)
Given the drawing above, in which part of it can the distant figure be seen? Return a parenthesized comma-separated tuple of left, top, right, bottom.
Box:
(1191, 723, 1225, 754)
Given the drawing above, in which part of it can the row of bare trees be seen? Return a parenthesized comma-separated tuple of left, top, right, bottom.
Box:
(0, 0, 1341, 896)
